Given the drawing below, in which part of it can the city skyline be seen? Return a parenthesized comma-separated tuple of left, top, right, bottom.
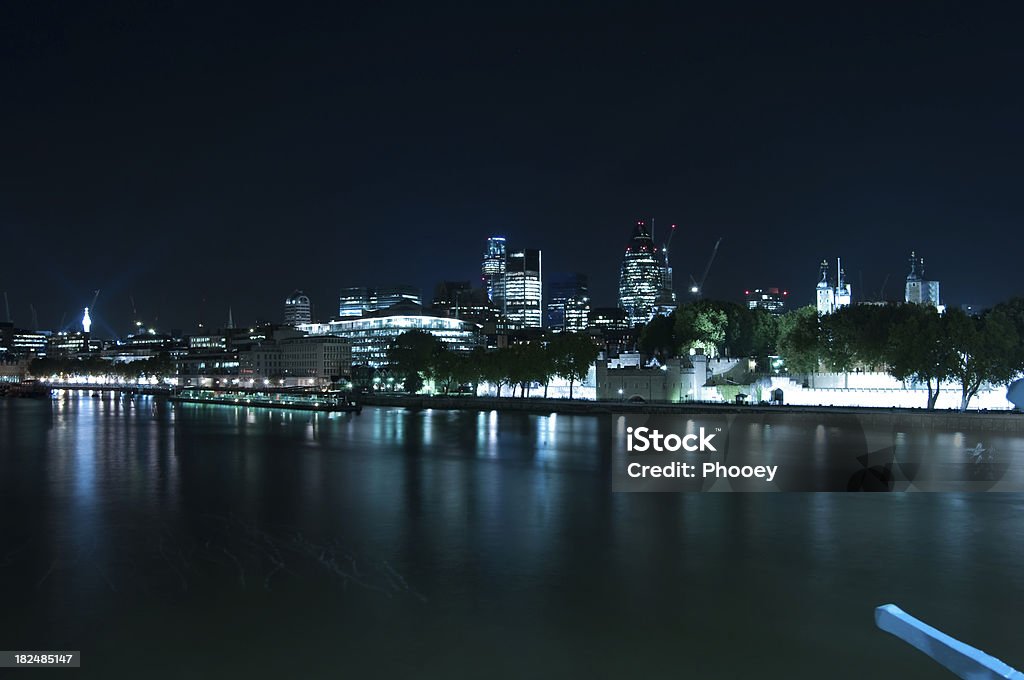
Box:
(0, 225, 990, 337)
(4, 3, 1024, 331)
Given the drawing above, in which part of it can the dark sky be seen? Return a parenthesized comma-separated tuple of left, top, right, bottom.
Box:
(3, 1, 1023, 336)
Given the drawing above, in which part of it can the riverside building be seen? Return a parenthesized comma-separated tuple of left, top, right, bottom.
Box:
(299, 312, 480, 367)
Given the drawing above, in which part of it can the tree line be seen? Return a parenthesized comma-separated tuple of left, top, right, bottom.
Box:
(639, 298, 1024, 411)
(386, 330, 599, 398)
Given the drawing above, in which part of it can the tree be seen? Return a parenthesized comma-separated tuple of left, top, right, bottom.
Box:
(551, 333, 598, 399)
(887, 305, 953, 409)
(515, 342, 552, 398)
(638, 313, 677, 360)
(457, 347, 488, 395)
(820, 309, 860, 372)
(776, 305, 822, 374)
(431, 348, 459, 394)
(479, 349, 509, 397)
(946, 307, 1021, 411)
(387, 330, 441, 393)
(674, 301, 728, 357)
(990, 298, 1024, 372)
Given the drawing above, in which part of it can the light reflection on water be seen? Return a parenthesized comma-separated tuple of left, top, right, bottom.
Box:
(0, 394, 1023, 679)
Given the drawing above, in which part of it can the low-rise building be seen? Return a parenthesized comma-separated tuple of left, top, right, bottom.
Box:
(596, 354, 712, 402)
(299, 311, 481, 367)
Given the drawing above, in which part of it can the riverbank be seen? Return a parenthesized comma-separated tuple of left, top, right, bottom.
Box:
(360, 394, 1024, 432)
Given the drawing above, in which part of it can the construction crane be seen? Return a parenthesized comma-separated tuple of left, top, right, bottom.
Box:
(130, 295, 144, 333)
(660, 223, 678, 290)
(689, 237, 722, 298)
(662, 223, 677, 264)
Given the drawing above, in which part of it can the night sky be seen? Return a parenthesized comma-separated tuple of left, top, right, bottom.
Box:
(3, 1, 1023, 336)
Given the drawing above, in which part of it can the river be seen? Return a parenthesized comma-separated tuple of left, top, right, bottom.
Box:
(1, 392, 1022, 678)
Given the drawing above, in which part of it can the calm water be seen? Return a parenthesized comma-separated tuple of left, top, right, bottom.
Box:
(1, 392, 1023, 679)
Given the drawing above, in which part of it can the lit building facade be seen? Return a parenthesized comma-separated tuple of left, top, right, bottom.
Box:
(46, 332, 102, 357)
(430, 282, 502, 325)
(338, 285, 422, 317)
(618, 220, 663, 326)
(815, 259, 852, 315)
(497, 249, 543, 328)
(299, 314, 481, 367)
(547, 273, 590, 332)
(0, 323, 49, 357)
(905, 252, 943, 311)
(338, 287, 371, 317)
(176, 352, 241, 387)
(745, 287, 788, 315)
(284, 290, 312, 326)
(481, 236, 507, 302)
(588, 307, 629, 331)
(240, 335, 352, 387)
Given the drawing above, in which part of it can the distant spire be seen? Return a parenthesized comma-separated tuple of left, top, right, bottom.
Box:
(227, 307, 234, 329)
(82, 307, 92, 334)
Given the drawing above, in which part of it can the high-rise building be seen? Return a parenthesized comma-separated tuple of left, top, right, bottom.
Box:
(284, 290, 312, 326)
(338, 286, 422, 317)
(905, 252, 943, 311)
(652, 223, 678, 317)
(481, 237, 507, 303)
(815, 259, 852, 315)
(618, 220, 663, 326)
(338, 287, 371, 317)
(375, 285, 422, 310)
(745, 288, 788, 315)
(547, 273, 590, 332)
(498, 249, 543, 328)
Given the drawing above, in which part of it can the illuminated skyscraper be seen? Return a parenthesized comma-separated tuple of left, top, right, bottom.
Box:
(481, 237, 507, 303)
(284, 290, 312, 326)
(498, 249, 542, 328)
(618, 220, 663, 326)
(547, 273, 590, 332)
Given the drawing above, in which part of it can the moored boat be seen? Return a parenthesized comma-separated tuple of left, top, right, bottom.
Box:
(169, 387, 362, 413)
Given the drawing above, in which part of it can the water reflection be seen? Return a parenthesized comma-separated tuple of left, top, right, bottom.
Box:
(0, 397, 1022, 678)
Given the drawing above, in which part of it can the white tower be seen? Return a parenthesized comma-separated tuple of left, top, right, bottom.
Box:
(82, 307, 92, 334)
(835, 257, 852, 308)
(815, 261, 835, 315)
